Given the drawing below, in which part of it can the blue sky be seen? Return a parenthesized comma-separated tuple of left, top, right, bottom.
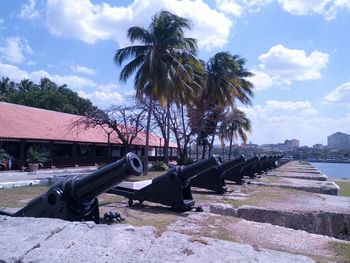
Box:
(1, 0, 350, 146)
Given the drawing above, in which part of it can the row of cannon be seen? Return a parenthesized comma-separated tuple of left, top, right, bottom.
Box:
(0, 153, 282, 224)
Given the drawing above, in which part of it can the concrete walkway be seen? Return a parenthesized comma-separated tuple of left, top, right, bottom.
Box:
(0, 166, 97, 188)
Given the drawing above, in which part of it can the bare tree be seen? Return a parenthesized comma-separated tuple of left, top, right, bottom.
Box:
(73, 105, 146, 157)
(168, 103, 195, 164)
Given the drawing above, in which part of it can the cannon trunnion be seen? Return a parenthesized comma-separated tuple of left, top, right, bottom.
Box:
(1, 153, 143, 224)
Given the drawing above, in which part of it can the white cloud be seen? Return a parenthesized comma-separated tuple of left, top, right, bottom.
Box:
(97, 82, 119, 92)
(0, 62, 124, 107)
(258, 44, 329, 85)
(238, 100, 350, 145)
(241, 0, 273, 12)
(0, 37, 33, 64)
(71, 65, 97, 75)
(78, 90, 124, 107)
(26, 0, 232, 50)
(324, 82, 350, 106)
(216, 0, 243, 16)
(249, 69, 275, 91)
(0, 62, 95, 89)
(0, 62, 28, 80)
(242, 100, 318, 118)
(277, 0, 350, 20)
(19, 0, 40, 20)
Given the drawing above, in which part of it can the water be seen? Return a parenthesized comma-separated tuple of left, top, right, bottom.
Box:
(310, 162, 350, 179)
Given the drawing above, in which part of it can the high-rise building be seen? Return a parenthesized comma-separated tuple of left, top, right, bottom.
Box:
(327, 132, 349, 151)
(284, 139, 300, 149)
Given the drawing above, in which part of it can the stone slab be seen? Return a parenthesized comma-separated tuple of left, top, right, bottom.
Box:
(267, 172, 328, 181)
(168, 212, 349, 259)
(210, 203, 350, 240)
(0, 216, 315, 263)
(117, 179, 152, 190)
(251, 177, 340, 195)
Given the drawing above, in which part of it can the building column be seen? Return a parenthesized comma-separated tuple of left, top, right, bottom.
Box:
(19, 140, 25, 168)
(73, 143, 77, 166)
(93, 144, 96, 165)
(50, 141, 54, 167)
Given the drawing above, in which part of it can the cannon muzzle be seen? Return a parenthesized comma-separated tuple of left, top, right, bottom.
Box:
(73, 152, 143, 203)
(6, 153, 143, 223)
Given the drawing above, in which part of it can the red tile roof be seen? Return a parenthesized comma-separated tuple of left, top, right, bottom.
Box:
(0, 102, 176, 147)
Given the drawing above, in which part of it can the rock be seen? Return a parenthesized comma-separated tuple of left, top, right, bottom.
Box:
(209, 205, 350, 240)
(0, 216, 315, 263)
(210, 203, 237, 216)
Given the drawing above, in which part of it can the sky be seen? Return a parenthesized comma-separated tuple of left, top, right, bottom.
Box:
(0, 0, 350, 146)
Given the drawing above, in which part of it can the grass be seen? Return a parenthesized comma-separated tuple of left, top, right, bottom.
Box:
(334, 180, 350, 197)
(330, 242, 350, 263)
(0, 186, 49, 208)
(221, 185, 313, 208)
(126, 171, 165, 182)
(122, 206, 179, 236)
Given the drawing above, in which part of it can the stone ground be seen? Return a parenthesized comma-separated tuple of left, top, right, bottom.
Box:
(1, 161, 350, 262)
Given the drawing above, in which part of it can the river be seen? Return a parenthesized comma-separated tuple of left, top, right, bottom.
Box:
(310, 162, 350, 179)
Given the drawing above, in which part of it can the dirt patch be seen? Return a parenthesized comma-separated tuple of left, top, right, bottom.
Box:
(0, 186, 49, 208)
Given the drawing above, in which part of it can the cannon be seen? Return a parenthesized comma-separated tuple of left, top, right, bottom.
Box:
(252, 155, 268, 175)
(240, 156, 261, 178)
(220, 155, 247, 184)
(264, 155, 279, 171)
(0, 153, 143, 224)
(189, 156, 227, 194)
(108, 156, 221, 211)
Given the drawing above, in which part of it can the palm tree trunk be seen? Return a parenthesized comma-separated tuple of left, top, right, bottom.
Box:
(164, 103, 170, 165)
(196, 136, 199, 161)
(208, 120, 218, 157)
(144, 97, 153, 175)
(202, 140, 206, 159)
(228, 129, 233, 160)
(180, 103, 187, 160)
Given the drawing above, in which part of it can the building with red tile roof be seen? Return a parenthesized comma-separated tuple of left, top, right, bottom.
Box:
(0, 102, 177, 169)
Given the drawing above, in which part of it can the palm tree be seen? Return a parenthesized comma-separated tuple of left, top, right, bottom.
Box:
(219, 108, 251, 160)
(0, 77, 15, 100)
(204, 52, 254, 157)
(114, 10, 199, 173)
(18, 79, 35, 93)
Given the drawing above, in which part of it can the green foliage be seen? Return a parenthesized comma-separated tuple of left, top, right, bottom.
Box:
(0, 77, 97, 115)
(177, 158, 194, 165)
(0, 148, 10, 168)
(26, 147, 50, 167)
(152, 161, 169, 171)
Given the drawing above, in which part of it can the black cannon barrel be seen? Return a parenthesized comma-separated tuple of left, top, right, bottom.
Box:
(73, 152, 143, 203)
(221, 155, 246, 172)
(180, 156, 221, 181)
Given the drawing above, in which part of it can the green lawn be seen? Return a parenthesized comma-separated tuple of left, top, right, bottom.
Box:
(330, 242, 350, 263)
(334, 180, 350, 197)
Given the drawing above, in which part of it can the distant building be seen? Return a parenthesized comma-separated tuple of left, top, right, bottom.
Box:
(313, 144, 324, 150)
(284, 139, 300, 149)
(327, 132, 349, 151)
